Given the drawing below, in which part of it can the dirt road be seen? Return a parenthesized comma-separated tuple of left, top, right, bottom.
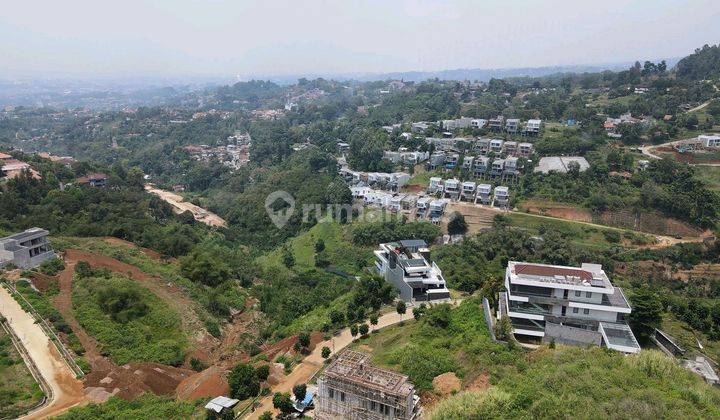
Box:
(144, 184, 227, 228)
(0, 286, 86, 419)
(245, 300, 461, 419)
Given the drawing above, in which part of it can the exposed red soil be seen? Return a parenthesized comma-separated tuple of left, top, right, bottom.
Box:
(175, 365, 230, 400)
(29, 271, 58, 293)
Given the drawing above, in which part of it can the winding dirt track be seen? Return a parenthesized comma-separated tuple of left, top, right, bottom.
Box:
(0, 286, 86, 419)
(144, 184, 227, 228)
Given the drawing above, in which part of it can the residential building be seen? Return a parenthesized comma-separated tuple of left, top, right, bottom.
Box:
(699, 134, 720, 148)
(428, 152, 445, 170)
(489, 139, 504, 153)
(374, 240, 450, 302)
(77, 173, 109, 187)
(471, 119, 487, 129)
(443, 178, 460, 199)
(428, 199, 448, 223)
(0, 228, 56, 269)
(411, 122, 430, 134)
(525, 119, 542, 135)
(493, 186, 509, 207)
(416, 196, 432, 218)
(364, 191, 393, 208)
(505, 118, 520, 133)
(488, 116, 504, 131)
(534, 156, 590, 174)
(504, 141, 517, 156)
(351, 186, 372, 199)
(472, 156, 489, 177)
(205, 397, 239, 417)
(442, 117, 472, 131)
(461, 181, 476, 201)
(444, 153, 459, 170)
(499, 261, 641, 353)
(316, 350, 420, 420)
(388, 173, 410, 191)
(490, 158, 505, 177)
(475, 138, 490, 155)
(503, 157, 519, 181)
(474, 184, 492, 205)
(401, 195, 418, 211)
(461, 156, 474, 171)
(389, 195, 406, 212)
(637, 160, 650, 171)
(518, 142, 534, 157)
(383, 151, 402, 164)
(427, 177, 443, 195)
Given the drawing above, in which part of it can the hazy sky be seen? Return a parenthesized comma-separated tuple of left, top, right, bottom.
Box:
(2, 0, 719, 79)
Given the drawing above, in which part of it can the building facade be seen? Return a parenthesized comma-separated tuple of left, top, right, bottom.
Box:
(316, 350, 420, 420)
(0, 228, 56, 269)
(499, 261, 641, 353)
(374, 240, 450, 302)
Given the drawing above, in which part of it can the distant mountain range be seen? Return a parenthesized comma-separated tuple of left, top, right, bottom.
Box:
(259, 58, 682, 85)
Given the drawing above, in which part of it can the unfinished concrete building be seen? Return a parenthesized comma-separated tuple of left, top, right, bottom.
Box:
(316, 350, 420, 420)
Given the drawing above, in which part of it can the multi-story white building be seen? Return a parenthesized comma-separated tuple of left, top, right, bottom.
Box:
(474, 184, 492, 204)
(505, 118, 520, 133)
(493, 186, 509, 207)
(461, 181, 476, 201)
(443, 178, 460, 199)
(525, 119, 542, 135)
(499, 261, 641, 353)
(374, 240, 450, 302)
(518, 142, 534, 157)
(699, 134, 720, 148)
(489, 139, 504, 153)
(471, 119, 487, 129)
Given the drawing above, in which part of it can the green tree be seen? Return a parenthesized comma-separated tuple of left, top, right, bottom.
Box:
(273, 392, 293, 415)
(321, 346, 331, 359)
(629, 289, 663, 342)
(298, 332, 311, 348)
(350, 324, 359, 337)
(179, 250, 230, 287)
(259, 412, 273, 420)
(447, 211, 468, 235)
(228, 363, 260, 400)
(369, 314, 378, 330)
(282, 246, 295, 268)
(256, 364, 270, 382)
(293, 383, 307, 402)
(396, 300, 407, 317)
(359, 323, 369, 336)
(314, 239, 326, 253)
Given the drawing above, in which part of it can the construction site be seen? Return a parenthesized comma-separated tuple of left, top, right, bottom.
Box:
(315, 350, 420, 420)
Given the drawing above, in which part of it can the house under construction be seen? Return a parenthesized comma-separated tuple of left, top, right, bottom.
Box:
(316, 350, 420, 420)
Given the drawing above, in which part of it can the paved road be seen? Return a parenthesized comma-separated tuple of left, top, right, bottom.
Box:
(0, 285, 85, 419)
(244, 300, 461, 419)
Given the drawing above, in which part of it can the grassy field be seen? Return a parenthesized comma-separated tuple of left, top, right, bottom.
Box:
(57, 394, 201, 419)
(0, 329, 44, 419)
(505, 212, 651, 250)
(349, 299, 720, 419)
(696, 166, 720, 191)
(406, 167, 443, 186)
(661, 313, 720, 362)
(256, 221, 373, 275)
(72, 274, 188, 366)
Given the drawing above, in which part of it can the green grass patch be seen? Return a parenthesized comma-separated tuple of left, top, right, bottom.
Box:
(72, 274, 188, 365)
(0, 329, 44, 419)
(57, 394, 202, 419)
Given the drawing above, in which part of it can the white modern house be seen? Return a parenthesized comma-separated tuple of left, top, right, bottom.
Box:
(525, 119, 542, 135)
(461, 156, 474, 171)
(474, 184, 492, 204)
(493, 186, 509, 207)
(374, 240, 450, 302)
(461, 181, 476, 201)
(499, 261, 641, 353)
(473, 156, 489, 177)
(699, 134, 720, 148)
(443, 178, 460, 199)
(428, 199, 448, 223)
(427, 177, 443, 194)
(471, 119, 487, 129)
(0, 228, 56, 269)
(489, 139, 504, 153)
(490, 158, 505, 177)
(416, 196, 432, 218)
(518, 142, 534, 157)
(505, 118, 520, 133)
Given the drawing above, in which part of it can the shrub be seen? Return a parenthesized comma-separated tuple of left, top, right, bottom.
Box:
(228, 363, 260, 400)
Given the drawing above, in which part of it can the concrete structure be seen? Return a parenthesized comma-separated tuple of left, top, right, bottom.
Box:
(534, 156, 590, 174)
(428, 151, 445, 170)
(489, 139, 504, 153)
(488, 116, 504, 131)
(518, 142, 534, 157)
(316, 350, 420, 420)
(699, 134, 720, 148)
(442, 117, 472, 131)
(461, 181, 476, 201)
(475, 138, 490, 154)
(443, 178, 460, 199)
(427, 177, 443, 195)
(411, 122, 430, 134)
(474, 184, 492, 205)
(525, 119, 542, 135)
(0, 228, 56, 269)
(444, 153, 459, 170)
(490, 158, 505, 177)
(374, 240, 450, 302)
(416, 196, 432, 218)
(472, 156, 489, 177)
(499, 261, 641, 353)
(428, 199, 448, 223)
(461, 156, 474, 171)
(504, 141, 517, 155)
(505, 118, 520, 133)
(493, 186, 509, 207)
(471, 118, 487, 129)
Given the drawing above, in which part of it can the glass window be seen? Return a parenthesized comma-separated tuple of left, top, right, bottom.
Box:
(583, 309, 590, 315)
(586, 292, 592, 298)
(575, 291, 581, 297)
(340, 392, 345, 402)
(329, 389, 334, 399)
(572, 308, 579, 314)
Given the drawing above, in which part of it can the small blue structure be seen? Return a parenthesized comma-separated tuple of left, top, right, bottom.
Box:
(294, 390, 315, 412)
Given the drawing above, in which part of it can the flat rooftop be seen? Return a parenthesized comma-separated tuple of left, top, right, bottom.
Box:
(1, 228, 49, 243)
(509, 261, 611, 289)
